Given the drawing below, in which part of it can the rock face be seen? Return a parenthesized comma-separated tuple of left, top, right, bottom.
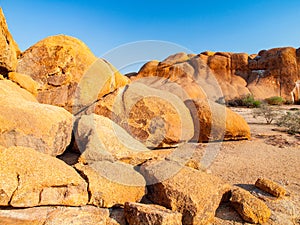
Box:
(124, 202, 182, 225)
(16, 35, 129, 112)
(185, 99, 251, 142)
(0, 206, 109, 225)
(133, 48, 300, 102)
(291, 80, 300, 104)
(75, 161, 146, 208)
(75, 114, 170, 165)
(92, 81, 195, 148)
(0, 79, 73, 156)
(0, 146, 88, 207)
(255, 178, 286, 198)
(140, 160, 231, 225)
(0, 8, 20, 75)
(230, 188, 271, 224)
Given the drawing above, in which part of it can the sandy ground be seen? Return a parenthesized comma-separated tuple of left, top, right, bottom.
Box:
(203, 106, 300, 225)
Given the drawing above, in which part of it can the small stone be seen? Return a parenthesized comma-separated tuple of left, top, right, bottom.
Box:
(230, 188, 271, 224)
(255, 178, 286, 198)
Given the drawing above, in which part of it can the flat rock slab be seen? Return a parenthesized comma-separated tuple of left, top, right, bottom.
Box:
(0, 206, 109, 225)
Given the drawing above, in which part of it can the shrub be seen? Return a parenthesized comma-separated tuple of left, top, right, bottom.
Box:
(276, 111, 300, 134)
(265, 96, 285, 105)
(227, 95, 262, 108)
(253, 104, 279, 124)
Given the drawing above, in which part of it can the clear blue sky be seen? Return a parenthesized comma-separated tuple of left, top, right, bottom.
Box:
(1, 0, 300, 71)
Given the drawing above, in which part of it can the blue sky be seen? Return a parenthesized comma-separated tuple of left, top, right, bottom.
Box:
(1, 0, 300, 72)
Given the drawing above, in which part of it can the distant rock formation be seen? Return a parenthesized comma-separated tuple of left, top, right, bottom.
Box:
(132, 47, 300, 102)
(291, 80, 300, 104)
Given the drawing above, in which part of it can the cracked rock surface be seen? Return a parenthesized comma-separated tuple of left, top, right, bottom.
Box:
(0, 146, 88, 207)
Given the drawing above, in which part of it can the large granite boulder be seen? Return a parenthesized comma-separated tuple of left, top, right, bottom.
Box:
(75, 114, 171, 165)
(0, 8, 20, 75)
(185, 99, 251, 142)
(0, 146, 88, 207)
(0, 79, 73, 156)
(140, 159, 231, 225)
(16, 35, 129, 112)
(91, 82, 194, 148)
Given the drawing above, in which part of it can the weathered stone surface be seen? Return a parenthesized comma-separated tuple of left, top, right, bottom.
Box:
(230, 188, 271, 224)
(75, 161, 146, 208)
(255, 178, 286, 198)
(8, 72, 39, 96)
(108, 208, 127, 225)
(0, 79, 73, 156)
(0, 146, 88, 207)
(291, 80, 300, 104)
(140, 160, 231, 225)
(133, 47, 300, 102)
(124, 202, 182, 225)
(0, 206, 109, 225)
(43, 206, 109, 225)
(248, 47, 300, 100)
(185, 99, 251, 142)
(0, 8, 20, 74)
(93, 81, 194, 148)
(134, 52, 249, 101)
(16, 35, 129, 112)
(75, 114, 171, 165)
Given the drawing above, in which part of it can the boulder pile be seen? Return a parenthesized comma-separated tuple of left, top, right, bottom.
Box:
(0, 7, 293, 224)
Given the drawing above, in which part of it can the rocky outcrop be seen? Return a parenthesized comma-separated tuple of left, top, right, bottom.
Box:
(124, 202, 182, 225)
(185, 99, 251, 142)
(16, 35, 129, 112)
(140, 159, 231, 225)
(0, 206, 110, 225)
(0, 146, 88, 207)
(0, 8, 20, 75)
(230, 188, 271, 224)
(75, 114, 171, 165)
(92, 81, 195, 148)
(0, 79, 73, 156)
(75, 161, 146, 208)
(133, 47, 300, 102)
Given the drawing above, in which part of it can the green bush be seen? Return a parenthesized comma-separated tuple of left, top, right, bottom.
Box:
(276, 111, 300, 134)
(227, 95, 262, 108)
(242, 95, 262, 108)
(265, 96, 285, 105)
